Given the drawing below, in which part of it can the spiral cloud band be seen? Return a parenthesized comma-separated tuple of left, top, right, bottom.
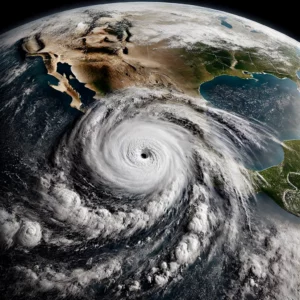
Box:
(2, 87, 299, 299)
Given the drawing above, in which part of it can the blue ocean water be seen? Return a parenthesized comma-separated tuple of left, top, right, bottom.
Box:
(0, 46, 84, 195)
(200, 73, 300, 170)
(256, 192, 300, 223)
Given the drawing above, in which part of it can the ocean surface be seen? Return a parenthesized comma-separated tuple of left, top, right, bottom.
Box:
(200, 73, 300, 170)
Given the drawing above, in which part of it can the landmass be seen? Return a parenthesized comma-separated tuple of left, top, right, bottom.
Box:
(20, 14, 300, 111)
(254, 140, 300, 216)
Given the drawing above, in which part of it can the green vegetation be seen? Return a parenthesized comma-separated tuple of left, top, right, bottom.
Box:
(178, 42, 249, 85)
(178, 42, 300, 87)
(234, 45, 300, 82)
(255, 140, 300, 216)
(179, 43, 300, 216)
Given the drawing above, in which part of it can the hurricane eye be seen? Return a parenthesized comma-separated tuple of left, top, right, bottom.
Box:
(141, 153, 148, 159)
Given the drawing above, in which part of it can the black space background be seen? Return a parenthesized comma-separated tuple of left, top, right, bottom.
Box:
(0, 0, 299, 42)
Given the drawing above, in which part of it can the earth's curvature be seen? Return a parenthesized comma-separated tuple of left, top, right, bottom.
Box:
(0, 2, 300, 300)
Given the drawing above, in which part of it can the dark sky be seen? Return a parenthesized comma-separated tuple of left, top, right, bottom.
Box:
(0, 0, 299, 42)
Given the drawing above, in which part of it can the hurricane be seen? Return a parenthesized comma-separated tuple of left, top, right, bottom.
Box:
(2, 86, 300, 299)
(2, 1, 300, 299)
